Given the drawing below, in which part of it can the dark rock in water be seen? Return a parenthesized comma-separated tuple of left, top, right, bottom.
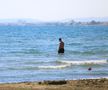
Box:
(88, 67, 92, 71)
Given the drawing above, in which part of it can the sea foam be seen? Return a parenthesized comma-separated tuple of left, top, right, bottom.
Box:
(38, 64, 70, 69)
(37, 60, 107, 69)
(58, 60, 108, 65)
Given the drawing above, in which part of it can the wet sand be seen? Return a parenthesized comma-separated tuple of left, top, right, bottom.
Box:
(0, 78, 108, 90)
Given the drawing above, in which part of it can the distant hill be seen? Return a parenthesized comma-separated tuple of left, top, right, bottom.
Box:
(0, 17, 108, 26)
(73, 17, 108, 22)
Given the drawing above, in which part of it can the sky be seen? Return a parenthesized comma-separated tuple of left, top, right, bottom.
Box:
(0, 0, 108, 21)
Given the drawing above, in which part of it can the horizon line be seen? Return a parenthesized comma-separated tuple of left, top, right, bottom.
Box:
(0, 17, 108, 22)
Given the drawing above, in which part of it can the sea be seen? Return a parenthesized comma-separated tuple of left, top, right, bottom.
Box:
(0, 24, 108, 83)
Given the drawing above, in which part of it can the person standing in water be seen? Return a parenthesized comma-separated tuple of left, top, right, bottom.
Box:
(58, 38, 64, 54)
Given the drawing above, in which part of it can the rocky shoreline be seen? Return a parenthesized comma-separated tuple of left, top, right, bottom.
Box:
(0, 78, 108, 90)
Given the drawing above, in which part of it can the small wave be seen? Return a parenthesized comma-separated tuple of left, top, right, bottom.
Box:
(32, 60, 108, 69)
(38, 64, 70, 69)
(68, 43, 82, 46)
(57, 60, 108, 65)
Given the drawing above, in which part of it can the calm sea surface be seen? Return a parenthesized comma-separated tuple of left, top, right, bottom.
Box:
(0, 25, 108, 83)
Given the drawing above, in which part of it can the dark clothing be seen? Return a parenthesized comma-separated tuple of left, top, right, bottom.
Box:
(58, 48, 64, 53)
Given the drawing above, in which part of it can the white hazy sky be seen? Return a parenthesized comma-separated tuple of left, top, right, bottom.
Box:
(0, 0, 108, 21)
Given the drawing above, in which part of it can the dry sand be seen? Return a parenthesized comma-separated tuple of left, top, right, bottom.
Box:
(0, 78, 108, 90)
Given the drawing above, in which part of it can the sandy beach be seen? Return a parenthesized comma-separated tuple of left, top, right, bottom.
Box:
(0, 78, 107, 90)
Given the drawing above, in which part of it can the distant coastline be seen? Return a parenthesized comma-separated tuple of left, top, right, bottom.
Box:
(0, 17, 108, 26)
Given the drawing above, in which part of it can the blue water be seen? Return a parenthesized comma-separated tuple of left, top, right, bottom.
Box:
(0, 25, 108, 83)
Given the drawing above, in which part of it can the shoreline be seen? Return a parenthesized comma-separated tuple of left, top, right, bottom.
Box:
(0, 78, 108, 90)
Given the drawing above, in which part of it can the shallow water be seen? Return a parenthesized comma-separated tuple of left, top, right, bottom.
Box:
(0, 25, 108, 83)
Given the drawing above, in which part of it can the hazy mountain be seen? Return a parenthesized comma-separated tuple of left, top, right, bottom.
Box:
(0, 17, 108, 26)
(0, 18, 43, 24)
(73, 17, 108, 22)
